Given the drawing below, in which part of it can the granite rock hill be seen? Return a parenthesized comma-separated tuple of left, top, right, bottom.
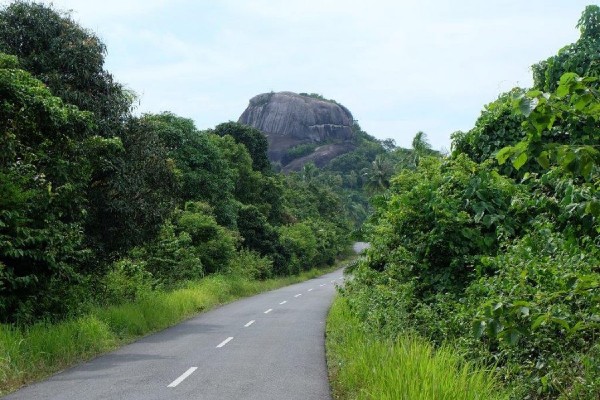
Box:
(238, 91, 356, 171)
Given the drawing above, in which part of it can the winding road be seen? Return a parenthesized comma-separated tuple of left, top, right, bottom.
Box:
(4, 269, 346, 400)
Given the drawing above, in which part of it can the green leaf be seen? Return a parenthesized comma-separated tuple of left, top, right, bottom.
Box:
(472, 320, 485, 339)
(551, 317, 570, 331)
(512, 152, 528, 170)
(474, 210, 484, 223)
(488, 320, 504, 336)
(527, 90, 543, 97)
(536, 151, 550, 169)
(585, 200, 600, 217)
(568, 321, 586, 336)
(518, 96, 539, 117)
(559, 72, 578, 87)
(509, 329, 521, 346)
(574, 93, 593, 110)
(496, 146, 513, 165)
(556, 84, 570, 98)
(559, 150, 577, 168)
(530, 112, 556, 134)
(581, 160, 593, 180)
(514, 141, 528, 153)
(532, 315, 547, 330)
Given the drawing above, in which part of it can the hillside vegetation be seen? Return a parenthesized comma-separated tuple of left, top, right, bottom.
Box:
(333, 6, 599, 399)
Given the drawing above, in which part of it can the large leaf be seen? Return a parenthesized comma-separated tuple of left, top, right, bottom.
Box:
(517, 96, 539, 117)
(496, 146, 513, 165)
(536, 151, 550, 169)
(512, 152, 528, 170)
(472, 320, 485, 339)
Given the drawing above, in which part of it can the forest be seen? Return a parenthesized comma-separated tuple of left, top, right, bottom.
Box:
(329, 5, 600, 400)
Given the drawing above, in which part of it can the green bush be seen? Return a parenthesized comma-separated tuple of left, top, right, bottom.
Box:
(130, 220, 202, 284)
(175, 202, 237, 274)
(102, 259, 154, 304)
(278, 221, 318, 273)
(364, 155, 521, 299)
(343, 153, 598, 399)
(227, 249, 273, 280)
(466, 227, 600, 398)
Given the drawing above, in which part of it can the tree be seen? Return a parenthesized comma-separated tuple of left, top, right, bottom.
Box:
(0, 53, 94, 322)
(237, 205, 289, 274)
(0, 1, 131, 137)
(411, 131, 433, 167)
(362, 155, 394, 192)
(498, 73, 600, 177)
(213, 122, 271, 174)
(85, 116, 179, 257)
(140, 113, 239, 227)
(451, 90, 526, 164)
(532, 5, 600, 92)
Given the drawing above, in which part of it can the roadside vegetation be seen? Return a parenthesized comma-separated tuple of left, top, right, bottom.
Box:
(328, 6, 599, 400)
(327, 297, 508, 400)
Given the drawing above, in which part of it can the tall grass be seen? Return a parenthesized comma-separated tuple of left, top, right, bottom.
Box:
(0, 266, 340, 396)
(326, 297, 508, 400)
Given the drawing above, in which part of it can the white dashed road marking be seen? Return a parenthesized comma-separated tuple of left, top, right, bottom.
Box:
(279, 301, 287, 305)
(244, 320, 255, 327)
(167, 367, 197, 388)
(264, 309, 273, 314)
(308, 288, 313, 292)
(216, 337, 233, 348)
(294, 294, 302, 298)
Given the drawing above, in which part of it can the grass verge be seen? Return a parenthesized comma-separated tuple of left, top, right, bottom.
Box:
(0, 264, 344, 396)
(326, 296, 509, 400)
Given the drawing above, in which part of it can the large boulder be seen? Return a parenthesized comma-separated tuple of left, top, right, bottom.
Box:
(238, 92, 355, 169)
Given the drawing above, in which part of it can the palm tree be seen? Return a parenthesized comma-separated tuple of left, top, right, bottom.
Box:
(411, 131, 432, 167)
(362, 155, 394, 193)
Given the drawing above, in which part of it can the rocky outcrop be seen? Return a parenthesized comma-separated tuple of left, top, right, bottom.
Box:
(238, 92, 355, 169)
(282, 143, 356, 173)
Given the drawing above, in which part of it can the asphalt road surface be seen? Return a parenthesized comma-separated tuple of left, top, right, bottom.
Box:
(5, 269, 345, 400)
(352, 242, 370, 254)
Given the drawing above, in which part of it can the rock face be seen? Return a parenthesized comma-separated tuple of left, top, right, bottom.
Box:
(238, 92, 355, 170)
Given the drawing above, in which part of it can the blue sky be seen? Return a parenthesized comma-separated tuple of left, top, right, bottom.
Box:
(6, 1, 594, 150)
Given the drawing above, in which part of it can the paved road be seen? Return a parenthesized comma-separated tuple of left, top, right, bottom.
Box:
(4, 269, 344, 400)
(352, 242, 370, 254)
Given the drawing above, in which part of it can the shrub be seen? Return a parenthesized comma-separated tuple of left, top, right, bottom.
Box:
(278, 221, 318, 273)
(467, 227, 600, 398)
(102, 259, 154, 304)
(366, 155, 521, 299)
(227, 249, 273, 280)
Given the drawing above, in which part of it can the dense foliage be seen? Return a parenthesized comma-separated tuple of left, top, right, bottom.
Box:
(0, 2, 354, 325)
(0, 53, 95, 321)
(341, 7, 599, 399)
(0, 1, 131, 136)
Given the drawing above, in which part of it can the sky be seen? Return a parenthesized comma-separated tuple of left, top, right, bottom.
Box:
(5, 0, 593, 150)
